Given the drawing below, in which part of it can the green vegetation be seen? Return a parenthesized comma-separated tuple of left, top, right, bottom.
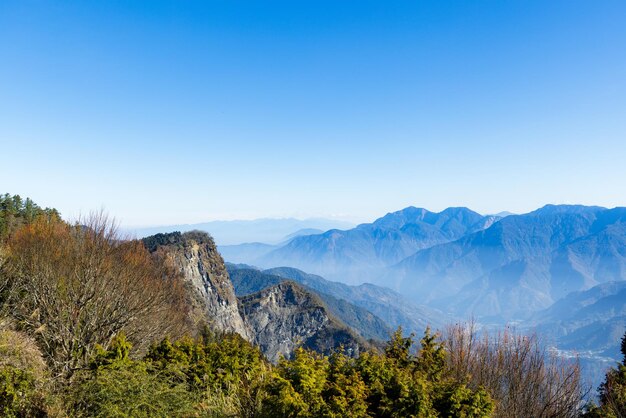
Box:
(585, 333, 626, 417)
(0, 328, 59, 417)
(0, 194, 60, 242)
(142, 230, 215, 253)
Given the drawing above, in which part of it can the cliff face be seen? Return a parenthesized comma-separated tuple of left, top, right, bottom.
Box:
(143, 231, 250, 339)
(143, 231, 369, 362)
(239, 281, 366, 362)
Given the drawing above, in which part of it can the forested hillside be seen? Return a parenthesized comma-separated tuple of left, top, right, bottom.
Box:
(0, 193, 60, 241)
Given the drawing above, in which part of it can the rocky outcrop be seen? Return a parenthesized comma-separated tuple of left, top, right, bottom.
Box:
(143, 231, 250, 339)
(143, 231, 369, 361)
(239, 281, 367, 362)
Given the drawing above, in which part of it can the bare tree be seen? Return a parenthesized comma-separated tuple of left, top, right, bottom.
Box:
(0, 213, 190, 378)
(445, 321, 585, 418)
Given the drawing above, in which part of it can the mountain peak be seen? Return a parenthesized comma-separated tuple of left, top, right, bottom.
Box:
(238, 281, 367, 362)
(530, 204, 606, 216)
(370, 206, 430, 228)
(437, 206, 483, 220)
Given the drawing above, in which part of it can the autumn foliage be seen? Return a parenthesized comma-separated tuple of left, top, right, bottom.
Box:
(0, 213, 189, 378)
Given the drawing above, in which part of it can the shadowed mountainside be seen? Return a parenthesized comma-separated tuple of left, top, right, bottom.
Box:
(227, 263, 450, 337)
(228, 266, 392, 341)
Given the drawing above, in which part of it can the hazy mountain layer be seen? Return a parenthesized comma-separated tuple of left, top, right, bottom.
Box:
(256, 207, 499, 283)
(131, 218, 354, 246)
(392, 205, 626, 321)
(532, 281, 626, 358)
(219, 242, 278, 264)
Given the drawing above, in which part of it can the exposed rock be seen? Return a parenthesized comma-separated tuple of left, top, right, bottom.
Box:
(227, 265, 393, 341)
(143, 231, 250, 339)
(143, 231, 370, 362)
(238, 281, 367, 362)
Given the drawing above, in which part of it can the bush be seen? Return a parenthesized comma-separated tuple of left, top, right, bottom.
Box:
(146, 331, 270, 418)
(68, 334, 196, 418)
(0, 328, 58, 417)
(1, 214, 190, 378)
(445, 322, 583, 418)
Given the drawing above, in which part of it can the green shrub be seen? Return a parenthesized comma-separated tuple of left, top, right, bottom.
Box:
(0, 328, 55, 417)
(68, 335, 196, 418)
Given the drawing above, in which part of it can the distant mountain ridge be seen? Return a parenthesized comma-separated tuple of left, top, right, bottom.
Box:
(216, 205, 626, 324)
(130, 217, 355, 246)
(227, 263, 450, 337)
(392, 205, 626, 321)
(257, 206, 499, 283)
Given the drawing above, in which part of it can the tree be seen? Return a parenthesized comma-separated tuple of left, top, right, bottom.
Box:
(145, 331, 270, 418)
(0, 213, 190, 378)
(68, 335, 195, 418)
(261, 348, 329, 417)
(322, 351, 369, 418)
(0, 193, 60, 242)
(445, 322, 583, 418)
(591, 331, 626, 417)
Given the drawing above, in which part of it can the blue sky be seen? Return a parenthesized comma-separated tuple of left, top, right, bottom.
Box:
(1, 1, 625, 226)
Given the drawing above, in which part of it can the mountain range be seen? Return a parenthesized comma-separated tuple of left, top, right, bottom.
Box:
(223, 205, 626, 321)
(129, 218, 354, 246)
(255, 207, 500, 284)
(218, 203, 626, 386)
(391, 205, 626, 321)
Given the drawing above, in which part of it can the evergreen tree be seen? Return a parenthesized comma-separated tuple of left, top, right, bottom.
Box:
(592, 331, 626, 417)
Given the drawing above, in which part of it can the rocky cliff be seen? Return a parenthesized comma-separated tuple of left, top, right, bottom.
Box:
(239, 281, 367, 362)
(143, 231, 369, 362)
(143, 231, 250, 339)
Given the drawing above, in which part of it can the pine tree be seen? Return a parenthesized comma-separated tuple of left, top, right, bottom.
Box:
(594, 331, 626, 416)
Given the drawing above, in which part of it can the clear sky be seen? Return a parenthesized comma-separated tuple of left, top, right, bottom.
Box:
(1, 1, 625, 227)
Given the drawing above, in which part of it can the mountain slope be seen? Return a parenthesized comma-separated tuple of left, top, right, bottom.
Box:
(391, 205, 626, 321)
(258, 207, 498, 283)
(532, 281, 626, 358)
(239, 281, 368, 362)
(228, 264, 450, 335)
(143, 231, 250, 338)
(228, 266, 392, 341)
